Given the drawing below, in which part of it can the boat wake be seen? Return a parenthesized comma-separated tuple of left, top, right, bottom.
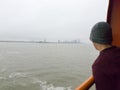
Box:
(0, 71, 73, 90)
(33, 80, 72, 90)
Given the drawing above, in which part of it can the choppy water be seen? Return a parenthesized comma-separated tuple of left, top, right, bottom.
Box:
(0, 42, 98, 90)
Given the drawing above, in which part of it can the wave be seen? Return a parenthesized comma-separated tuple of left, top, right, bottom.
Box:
(0, 68, 7, 73)
(32, 79, 72, 90)
(1, 72, 73, 90)
(0, 76, 6, 80)
(8, 72, 27, 78)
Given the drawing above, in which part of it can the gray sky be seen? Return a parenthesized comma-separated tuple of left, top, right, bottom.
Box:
(0, 0, 108, 42)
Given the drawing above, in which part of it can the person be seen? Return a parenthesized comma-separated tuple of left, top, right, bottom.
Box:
(90, 22, 120, 90)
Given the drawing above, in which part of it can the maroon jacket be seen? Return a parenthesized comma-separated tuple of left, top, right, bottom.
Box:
(92, 46, 120, 90)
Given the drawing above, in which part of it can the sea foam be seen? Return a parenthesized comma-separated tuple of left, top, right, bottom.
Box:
(33, 79, 72, 90)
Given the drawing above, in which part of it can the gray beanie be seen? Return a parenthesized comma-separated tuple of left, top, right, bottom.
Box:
(90, 22, 112, 44)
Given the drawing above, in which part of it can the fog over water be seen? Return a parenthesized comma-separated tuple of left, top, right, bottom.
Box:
(0, 0, 108, 42)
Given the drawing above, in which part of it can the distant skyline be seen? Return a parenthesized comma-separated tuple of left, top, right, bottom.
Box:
(0, 0, 108, 43)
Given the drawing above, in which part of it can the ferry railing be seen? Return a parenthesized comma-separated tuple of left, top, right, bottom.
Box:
(75, 75, 94, 90)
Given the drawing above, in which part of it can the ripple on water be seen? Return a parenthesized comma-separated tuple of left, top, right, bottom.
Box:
(8, 72, 27, 78)
(32, 79, 72, 90)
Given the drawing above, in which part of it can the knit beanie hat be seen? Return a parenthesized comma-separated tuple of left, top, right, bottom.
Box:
(90, 22, 112, 44)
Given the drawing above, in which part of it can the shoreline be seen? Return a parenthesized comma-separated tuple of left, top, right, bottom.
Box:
(0, 41, 82, 44)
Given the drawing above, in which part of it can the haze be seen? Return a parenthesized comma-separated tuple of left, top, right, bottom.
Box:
(0, 0, 108, 42)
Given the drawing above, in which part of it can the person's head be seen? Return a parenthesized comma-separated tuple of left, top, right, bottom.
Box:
(90, 22, 113, 51)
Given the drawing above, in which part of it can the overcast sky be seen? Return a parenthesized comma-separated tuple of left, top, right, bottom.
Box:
(0, 0, 108, 42)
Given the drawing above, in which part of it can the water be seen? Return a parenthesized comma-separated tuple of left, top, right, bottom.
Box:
(0, 42, 98, 90)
